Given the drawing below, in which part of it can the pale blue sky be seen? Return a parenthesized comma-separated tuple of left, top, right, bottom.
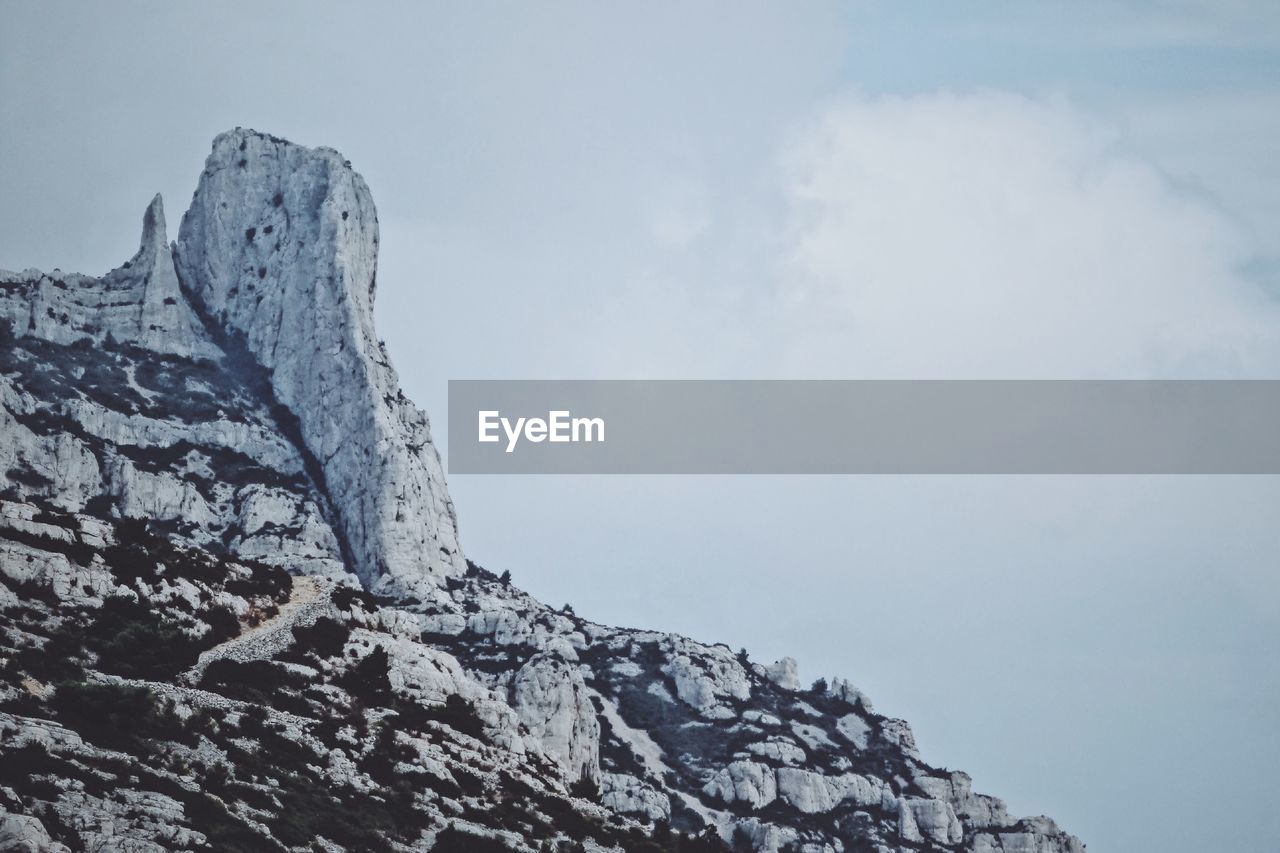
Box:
(3, 4, 1278, 851)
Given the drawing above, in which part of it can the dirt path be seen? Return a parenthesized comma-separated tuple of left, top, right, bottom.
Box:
(184, 575, 331, 682)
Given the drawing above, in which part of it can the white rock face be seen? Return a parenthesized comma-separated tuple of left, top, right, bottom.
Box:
(914, 771, 1011, 830)
(0, 378, 103, 510)
(835, 712, 871, 749)
(702, 760, 778, 809)
(828, 677, 873, 713)
(660, 638, 751, 714)
(511, 652, 600, 781)
(0, 201, 353, 581)
(175, 128, 463, 595)
(744, 737, 808, 765)
(899, 797, 964, 846)
(972, 818, 1086, 853)
(0, 196, 214, 359)
(599, 772, 671, 823)
(879, 717, 920, 758)
(774, 768, 887, 814)
(763, 657, 800, 690)
(0, 813, 71, 853)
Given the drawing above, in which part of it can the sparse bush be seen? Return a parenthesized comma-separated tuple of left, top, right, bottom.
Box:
(50, 681, 192, 749)
(87, 595, 206, 678)
(225, 561, 292, 602)
(11, 622, 84, 682)
(203, 605, 241, 644)
(340, 645, 392, 705)
(291, 616, 350, 658)
(569, 773, 599, 801)
(441, 694, 486, 739)
(200, 658, 308, 708)
(331, 583, 375, 611)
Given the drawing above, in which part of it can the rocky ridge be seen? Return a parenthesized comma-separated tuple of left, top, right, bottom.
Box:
(0, 129, 1083, 853)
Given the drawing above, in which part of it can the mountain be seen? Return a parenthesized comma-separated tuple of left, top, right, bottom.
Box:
(0, 128, 1083, 853)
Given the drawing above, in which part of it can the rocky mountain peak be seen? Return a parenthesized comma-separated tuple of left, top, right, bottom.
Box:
(0, 129, 1084, 853)
(175, 128, 464, 596)
(128, 193, 214, 359)
(138, 193, 168, 257)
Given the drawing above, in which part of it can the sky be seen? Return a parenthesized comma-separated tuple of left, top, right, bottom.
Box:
(3, 3, 1279, 851)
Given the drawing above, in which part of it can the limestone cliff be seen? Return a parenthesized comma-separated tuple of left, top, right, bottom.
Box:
(175, 129, 463, 596)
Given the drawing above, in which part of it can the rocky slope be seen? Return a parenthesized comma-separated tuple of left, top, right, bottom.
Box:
(0, 128, 1084, 853)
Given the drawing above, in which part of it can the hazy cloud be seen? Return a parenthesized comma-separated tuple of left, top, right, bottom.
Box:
(773, 91, 1280, 378)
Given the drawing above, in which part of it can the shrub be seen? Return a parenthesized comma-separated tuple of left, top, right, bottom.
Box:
(569, 773, 599, 800)
(331, 584, 374, 611)
(82, 494, 116, 518)
(6, 464, 53, 490)
(101, 518, 162, 583)
(11, 621, 85, 682)
(200, 659, 308, 707)
(440, 694, 485, 740)
(50, 681, 193, 749)
(291, 616, 350, 658)
(359, 723, 414, 785)
(203, 606, 241, 644)
(464, 559, 498, 582)
(87, 595, 205, 678)
(340, 645, 392, 705)
(226, 561, 292, 602)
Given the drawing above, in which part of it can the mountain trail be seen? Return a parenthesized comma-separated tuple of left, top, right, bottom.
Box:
(184, 575, 332, 683)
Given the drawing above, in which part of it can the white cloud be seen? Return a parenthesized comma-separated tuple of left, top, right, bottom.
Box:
(771, 90, 1280, 378)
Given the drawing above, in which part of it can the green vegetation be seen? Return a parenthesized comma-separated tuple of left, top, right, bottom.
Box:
(291, 616, 350, 658)
(199, 659, 310, 710)
(86, 595, 206, 679)
(339, 644, 392, 705)
(50, 681, 207, 750)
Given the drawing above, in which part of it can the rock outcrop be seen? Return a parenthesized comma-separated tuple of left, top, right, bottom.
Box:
(1, 195, 212, 360)
(175, 129, 463, 597)
(0, 128, 1084, 853)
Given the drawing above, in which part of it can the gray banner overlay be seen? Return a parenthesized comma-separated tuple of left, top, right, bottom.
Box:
(447, 380, 1280, 474)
